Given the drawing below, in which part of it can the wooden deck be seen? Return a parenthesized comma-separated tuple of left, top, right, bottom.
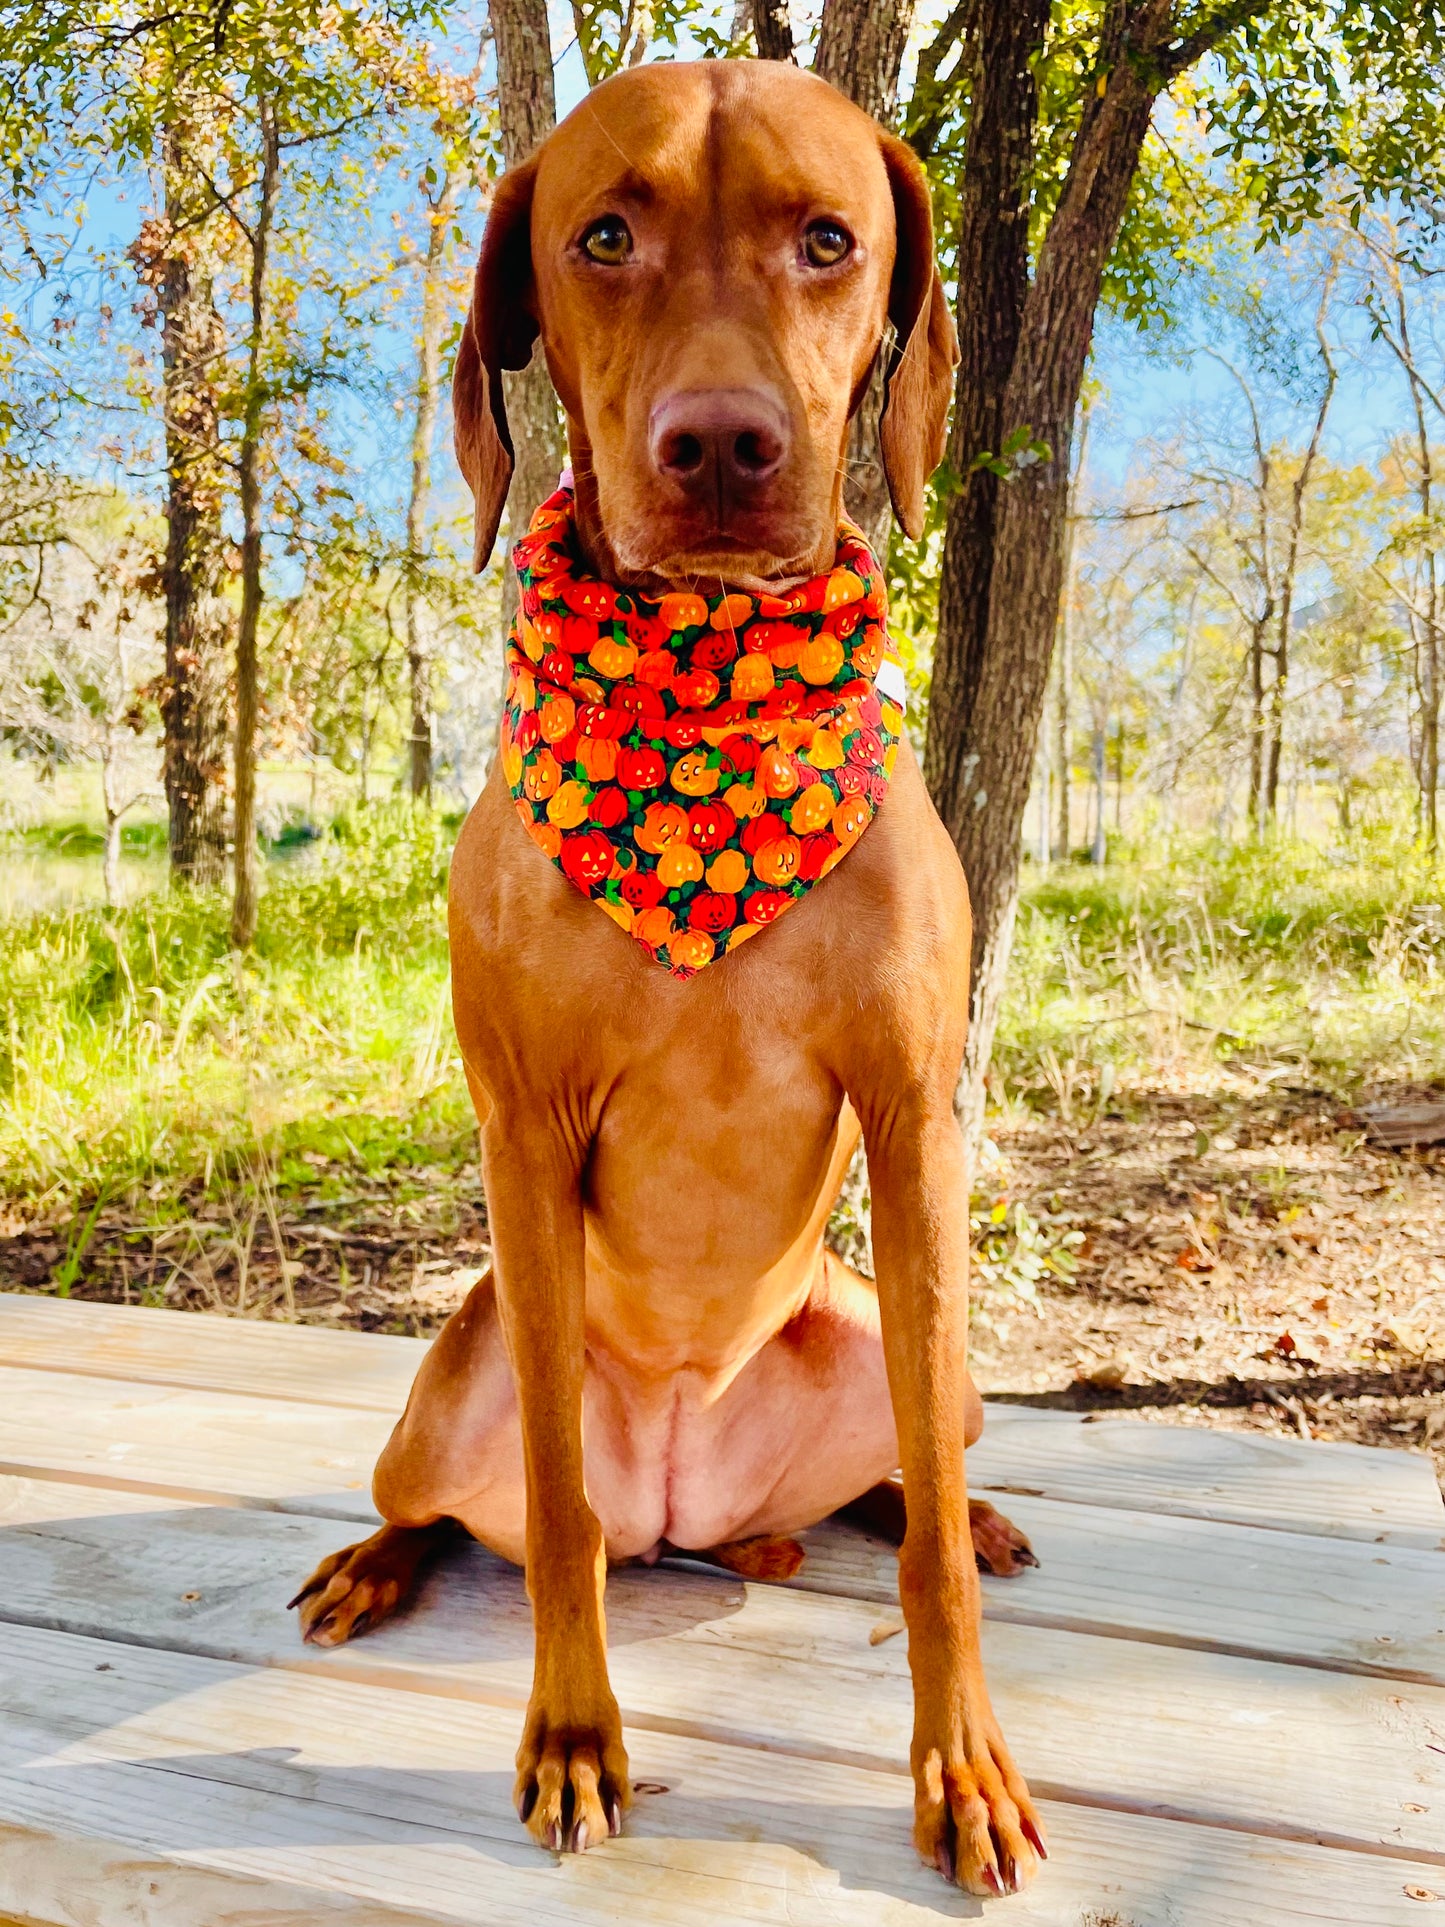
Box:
(0, 1294, 1442, 1925)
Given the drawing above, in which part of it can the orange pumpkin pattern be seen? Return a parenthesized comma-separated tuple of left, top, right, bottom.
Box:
(502, 482, 904, 978)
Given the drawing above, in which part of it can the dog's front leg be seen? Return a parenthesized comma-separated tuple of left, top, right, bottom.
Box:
(482, 1125, 629, 1852)
(865, 1092, 1045, 1896)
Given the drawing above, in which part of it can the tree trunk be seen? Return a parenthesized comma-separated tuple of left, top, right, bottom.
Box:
(924, 0, 1048, 834)
(492, 0, 565, 639)
(231, 94, 279, 952)
(1399, 282, 1440, 850)
(405, 161, 462, 801)
(1053, 423, 1086, 859)
(1266, 300, 1335, 824)
(928, 0, 1166, 1148)
(812, 0, 916, 554)
(157, 113, 231, 888)
(1247, 618, 1266, 833)
(750, 0, 795, 61)
(814, 0, 914, 119)
(1090, 720, 1107, 864)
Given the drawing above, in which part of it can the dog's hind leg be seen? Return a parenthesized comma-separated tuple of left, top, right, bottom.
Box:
(689, 1533, 807, 1581)
(289, 1519, 459, 1645)
(840, 1476, 1038, 1578)
(289, 1269, 527, 1644)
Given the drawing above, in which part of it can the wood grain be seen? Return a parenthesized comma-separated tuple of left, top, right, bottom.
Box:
(2, 1311, 1441, 1543)
(0, 1293, 428, 1411)
(786, 1504, 1445, 1684)
(1, 1480, 1442, 1859)
(3, 1620, 1443, 1927)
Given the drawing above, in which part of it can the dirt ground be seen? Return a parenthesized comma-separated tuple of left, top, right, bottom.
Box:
(2, 1073, 1442, 1491)
(973, 1072, 1445, 1490)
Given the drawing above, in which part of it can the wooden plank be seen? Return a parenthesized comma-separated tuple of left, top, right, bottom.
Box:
(0, 1293, 428, 1412)
(968, 1410, 1445, 1548)
(7, 1467, 1443, 1688)
(1, 1482, 1441, 1860)
(0, 1365, 390, 1520)
(3, 1324, 1443, 1545)
(2, 1620, 1443, 1927)
(785, 1504, 1445, 1685)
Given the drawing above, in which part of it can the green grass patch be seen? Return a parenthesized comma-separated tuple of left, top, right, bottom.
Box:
(4, 808, 1444, 1255)
(0, 802, 469, 1221)
(1000, 828, 1445, 1116)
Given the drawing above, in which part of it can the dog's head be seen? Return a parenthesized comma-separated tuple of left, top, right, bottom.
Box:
(455, 60, 956, 591)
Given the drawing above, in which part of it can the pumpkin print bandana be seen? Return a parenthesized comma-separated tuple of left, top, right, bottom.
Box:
(499, 481, 905, 978)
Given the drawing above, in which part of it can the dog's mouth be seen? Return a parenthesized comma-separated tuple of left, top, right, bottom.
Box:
(610, 508, 835, 596)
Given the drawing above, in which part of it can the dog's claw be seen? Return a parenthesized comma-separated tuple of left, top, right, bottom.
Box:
(609, 1799, 623, 1837)
(573, 1820, 590, 1853)
(934, 1840, 954, 1883)
(1022, 1814, 1048, 1860)
(982, 1864, 1003, 1896)
(547, 1820, 562, 1852)
(517, 1784, 537, 1823)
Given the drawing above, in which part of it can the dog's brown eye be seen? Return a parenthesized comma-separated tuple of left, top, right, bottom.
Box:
(803, 220, 852, 268)
(580, 217, 633, 266)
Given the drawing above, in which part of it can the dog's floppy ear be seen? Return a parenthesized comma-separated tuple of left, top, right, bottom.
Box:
(877, 134, 958, 541)
(453, 159, 543, 572)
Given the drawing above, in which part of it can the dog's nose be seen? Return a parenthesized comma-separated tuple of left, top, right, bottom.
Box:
(649, 389, 789, 497)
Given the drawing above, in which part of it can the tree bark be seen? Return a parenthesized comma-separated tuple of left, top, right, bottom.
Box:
(1265, 288, 1335, 823)
(157, 112, 231, 888)
(1247, 615, 1266, 830)
(813, 0, 917, 553)
(492, 0, 565, 637)
(231, 93, 279, 951)
(1396, 270, 1440, 850)
(1090, 719, 1107, 864)
(750, 0, 796, 62)
(924, 0, 1047, 834)
(814, 0, 914, 119)
(929, 0, 1169, 1148)
(405, 161, 462, 801)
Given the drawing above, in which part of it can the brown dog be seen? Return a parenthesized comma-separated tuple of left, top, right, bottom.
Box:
(291, 59, 1044, 1898)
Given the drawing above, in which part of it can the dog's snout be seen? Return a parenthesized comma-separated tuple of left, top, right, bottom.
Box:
(648, 389, 789, 498)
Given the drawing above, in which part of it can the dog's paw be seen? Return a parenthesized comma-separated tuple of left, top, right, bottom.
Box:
(912, 1716, 1046, 1896)
(288, 1522, 442, 1645)
(969, 1499, 1038, 1578)
(515, 1695, 631, 1853)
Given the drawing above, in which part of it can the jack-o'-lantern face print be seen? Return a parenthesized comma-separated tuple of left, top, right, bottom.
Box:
(503, 485, 903, 978)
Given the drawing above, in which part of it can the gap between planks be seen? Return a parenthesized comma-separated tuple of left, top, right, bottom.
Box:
(3, 1616, 1445, 1927)
(0, 1333, 1441, 1548)
(1, 1488, 1442, 1866)
(4, 1451, 1445, 1689)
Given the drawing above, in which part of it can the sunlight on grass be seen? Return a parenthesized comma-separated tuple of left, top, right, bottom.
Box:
(0, 803, 474, 1223)
(4, 809, 1445, 1262)
(997, 828, 1445, 1122)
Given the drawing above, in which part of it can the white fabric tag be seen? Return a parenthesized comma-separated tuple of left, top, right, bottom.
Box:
(875, 656, 908, 712)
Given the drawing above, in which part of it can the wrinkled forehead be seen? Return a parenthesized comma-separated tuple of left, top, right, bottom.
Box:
(532, 62, 895, 252)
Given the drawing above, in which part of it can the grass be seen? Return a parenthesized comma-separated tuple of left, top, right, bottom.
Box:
(3, 805, 1445, 1311)
(0, 803, 473, 1235)
(996, 826, 1445, 1124)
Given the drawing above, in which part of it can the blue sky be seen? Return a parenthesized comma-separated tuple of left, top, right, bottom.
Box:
(17, 6, 1434, 547)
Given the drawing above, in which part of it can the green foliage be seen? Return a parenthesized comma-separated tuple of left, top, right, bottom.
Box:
(1001, 829, 1445, 1103)
(1202, 0, 1445, 240)
(0, 802, 467, 1214)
